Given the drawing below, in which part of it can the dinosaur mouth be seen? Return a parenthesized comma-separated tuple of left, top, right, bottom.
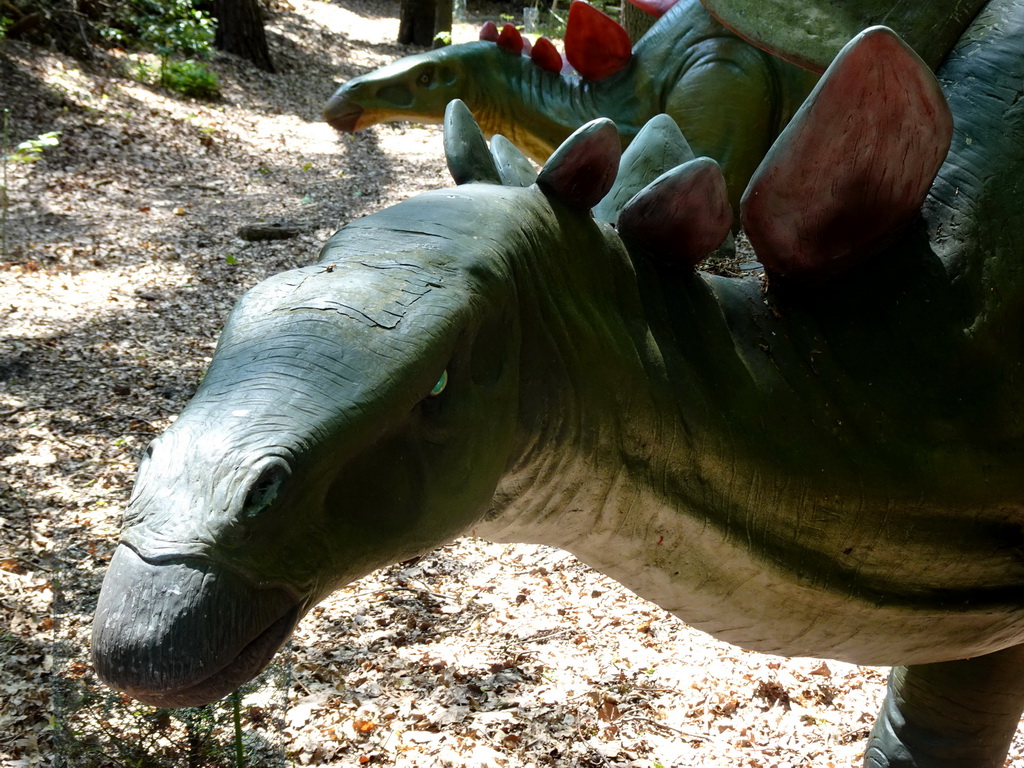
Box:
(92, 544, 303, 708)
(324, 101, 364, 133)
(116, 602, 301, 709)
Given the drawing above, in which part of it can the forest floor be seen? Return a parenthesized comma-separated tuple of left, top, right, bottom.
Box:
(1, 1, 1021, 766)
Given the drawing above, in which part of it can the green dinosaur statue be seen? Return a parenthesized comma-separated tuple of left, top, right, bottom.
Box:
(323, 0, 818, 216)
(93, 0, 1024, 763)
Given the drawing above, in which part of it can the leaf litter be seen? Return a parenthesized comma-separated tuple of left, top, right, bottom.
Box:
(1, 0, 1023, 766)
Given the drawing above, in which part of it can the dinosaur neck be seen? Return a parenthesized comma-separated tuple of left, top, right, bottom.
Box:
(466, 0, 754, 159)
(474, 189, 1024, 665)
(480, 200, 684, 551)
(466, 51, 627, 163)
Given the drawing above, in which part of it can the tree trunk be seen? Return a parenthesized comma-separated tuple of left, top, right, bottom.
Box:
(621, 2, 655, 43)
(4, 0, 94, 58)
(212, 0, 275, 73)
(398, 0, 451, 47)
(433, 0, 452, 48)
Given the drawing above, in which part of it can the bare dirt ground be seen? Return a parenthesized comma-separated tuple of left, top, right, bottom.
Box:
(1, 2, 1022, 766)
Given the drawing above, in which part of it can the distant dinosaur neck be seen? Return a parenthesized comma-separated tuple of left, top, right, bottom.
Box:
(471, 1, 722, 155)
(467, 53, 632, 162)
(465, 2, 720, 157)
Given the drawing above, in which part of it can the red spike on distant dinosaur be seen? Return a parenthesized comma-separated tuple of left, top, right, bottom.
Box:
(565, 1, 632, 80)
(498, 23, 524, 54)
(479, 20, 499, 42)
(522, 36, 532, 55)
(531, 37, 564, 73)
(624, 0, 680, 17)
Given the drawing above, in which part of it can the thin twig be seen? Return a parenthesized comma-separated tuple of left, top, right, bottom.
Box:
(231, 690, 245, 767)
(615, 715, 711, 741)
(341, 584, 455, 602)
(2, 107, 9, 261)
(520, 628, 573, 643)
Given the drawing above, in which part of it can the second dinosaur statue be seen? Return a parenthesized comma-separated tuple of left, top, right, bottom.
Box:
(323, 0, 818, 214)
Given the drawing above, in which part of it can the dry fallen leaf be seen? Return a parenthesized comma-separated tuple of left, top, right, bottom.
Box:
(352, 718, 378, 734)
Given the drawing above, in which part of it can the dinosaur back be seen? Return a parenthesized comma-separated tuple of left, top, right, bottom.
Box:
(923, 0, 1024, 403)
(700, 0, 987, 71)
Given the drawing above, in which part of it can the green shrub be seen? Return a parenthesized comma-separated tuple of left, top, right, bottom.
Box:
(7, 131, 62, 163)
(131, 55, 219, 99)
(160, 58, 220, 98)
(101, 0, 214, 55)
(130, 55, 157, 83)
(138, 0, 215, 58)
(109, 0, 220, 99)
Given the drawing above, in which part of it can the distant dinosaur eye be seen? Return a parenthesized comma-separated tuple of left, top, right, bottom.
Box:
(418, 71, 433, 86)
(429, 369, 448, 397)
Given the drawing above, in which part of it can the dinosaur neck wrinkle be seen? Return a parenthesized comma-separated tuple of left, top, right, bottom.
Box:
(476, 216, 701, 557)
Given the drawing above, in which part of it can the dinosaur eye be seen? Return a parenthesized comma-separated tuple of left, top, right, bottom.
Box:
(429, 369, 448, 397)
(241, 459, 290, 519)
(417, 71, 433, 87)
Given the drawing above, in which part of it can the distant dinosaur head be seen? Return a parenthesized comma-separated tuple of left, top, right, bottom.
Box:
(324, 2, 635, 134)
(324, 43, 474, 132)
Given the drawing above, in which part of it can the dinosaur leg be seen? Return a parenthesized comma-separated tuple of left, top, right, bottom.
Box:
(863, 644, 1024, 768)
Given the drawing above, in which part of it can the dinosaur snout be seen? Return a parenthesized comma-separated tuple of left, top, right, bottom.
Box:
(323, 82, 366, 133)
(324, 74, 423, 133)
